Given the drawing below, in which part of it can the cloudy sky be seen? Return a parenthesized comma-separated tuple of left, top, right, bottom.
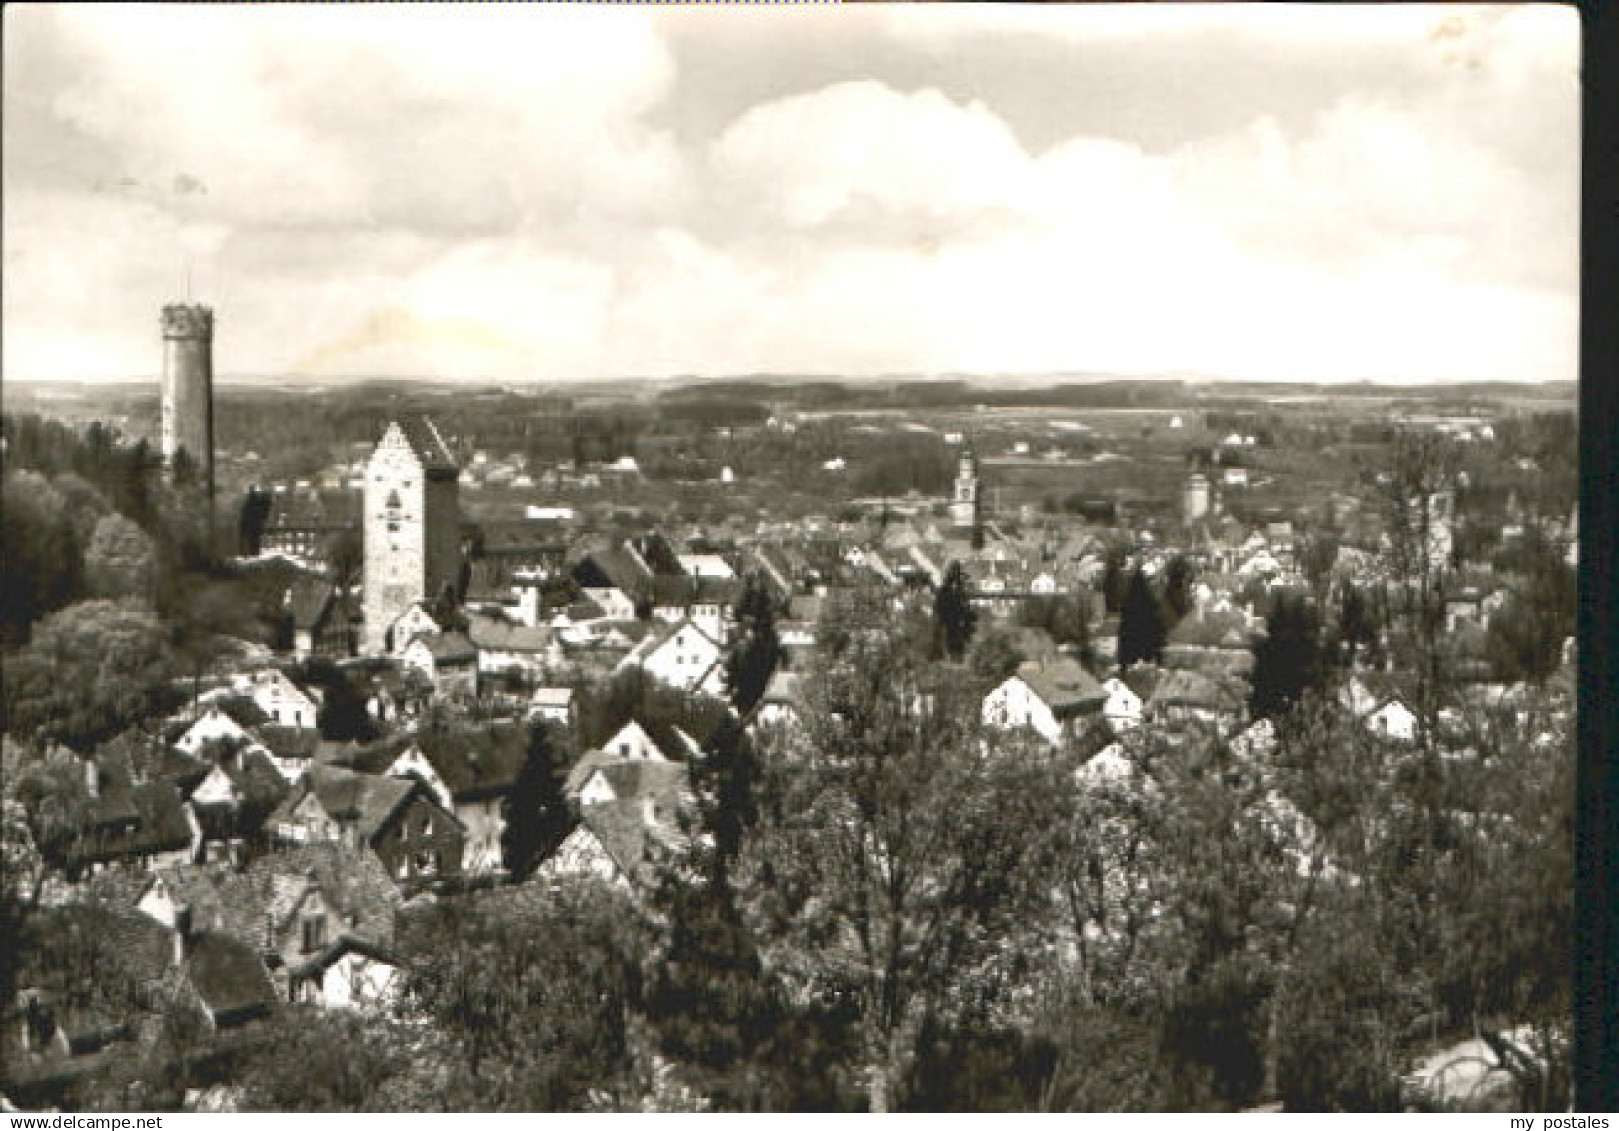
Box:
(3, 3, 1578, 385)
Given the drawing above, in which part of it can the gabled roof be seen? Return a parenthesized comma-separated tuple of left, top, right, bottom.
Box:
(466, 613, 551, 653)
(760, 669, 803, 708)
(413, 630, 477, 664)
(17, 903, 175, 993)
(1070, 716, 1118, 760)
(299, 764, 369, 820)
(264, 873, 316, 929)
(559, 596, 609, 622)
(580, 757, 690, 808)
(183, 930, 277, 1025)
(135, 863, 262, 944)
(571, 795, 690, 886)
(409, 720, 527, 802)
(744, 548, 794, 602)
(566, 743, 690, 800)
(1149, 668, 1246, 713)
(286, 577, 337, 632)
(573, 545, 654, 595)
(1013, 657, 1106, 714)
(85, 866, 155, 911)
(287, 932, 402, 980)
(650, 574, 739, 608)
(221, 750, 289, 808)
(265, 489, 359, 530)
(619, 616, 722, 671)
(463, 559, 517, 604)
(290, 764, 443, 842)
(785, 593, 824, 624)
(564, 749, 619, 798)
(254, 725, 321, 761)
(1119, 666, 1164, 702)
(630, 531, 684, 577)
(244, 843, 400, 944)
(64, 781, 194, 868)
(1077, 744, 1134, 787)
(392, 417, 458, 474)
(356, 775, 423, 841)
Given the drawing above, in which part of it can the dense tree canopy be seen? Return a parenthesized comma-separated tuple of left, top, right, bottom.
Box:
(741, 586, 1077, 1111)
(404, 882, 648, 1110)
(1, 473, 83, 649)
(84, 513, 157, 603)
(3, 600, 177, 751)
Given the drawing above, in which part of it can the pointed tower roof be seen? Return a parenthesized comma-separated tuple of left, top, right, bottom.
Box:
(390, 417, 458, 474)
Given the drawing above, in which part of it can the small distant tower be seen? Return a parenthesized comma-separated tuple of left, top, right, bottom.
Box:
(160, 303, 215, 505)
(950, 445, 980, 532)
(1183, 473, 1211, 525)
(1424, 490, 1456, 573)
(361, 417, 462, 656)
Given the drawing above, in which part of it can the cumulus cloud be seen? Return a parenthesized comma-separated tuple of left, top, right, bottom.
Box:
(713, 82, 1036, 231)
(1, 3, 1578, 385)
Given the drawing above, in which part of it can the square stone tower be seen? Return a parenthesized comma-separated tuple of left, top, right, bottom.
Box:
(361, 417, 461, 655)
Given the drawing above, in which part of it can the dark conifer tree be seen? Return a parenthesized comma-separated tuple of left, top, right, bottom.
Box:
(645, 715, 781, 1108)
(315, 668, 376, 743)
(1163, 554, 1197, 624)
(1102, 547, 1130, 614)
(687, 716, 760, 872)
(501, 719, 574, 879)
(238, 487, 272, 556)
(1116, 566, 1168, 668)
(933, 561, 977, 661)
(1333, 584, 1379, 668)
(1250, 592, 1326, 719)
(724, 572, 783, 715)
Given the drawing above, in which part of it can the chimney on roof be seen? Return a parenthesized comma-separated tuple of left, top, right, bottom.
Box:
(84, 758, 100, 800)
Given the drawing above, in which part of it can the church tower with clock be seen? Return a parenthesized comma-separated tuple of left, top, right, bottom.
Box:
(950, 443, 981, 533)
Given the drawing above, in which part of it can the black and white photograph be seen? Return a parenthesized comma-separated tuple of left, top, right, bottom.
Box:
(0, 2, 1584, 1113)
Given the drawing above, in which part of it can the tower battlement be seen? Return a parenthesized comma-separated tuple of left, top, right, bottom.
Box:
(162, 304, 214, 340)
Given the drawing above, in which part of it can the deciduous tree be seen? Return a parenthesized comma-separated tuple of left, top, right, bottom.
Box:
(3, 600, 175, 751)
(739, 592, 1076, 1111)
(405, 881, 647, 1110)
